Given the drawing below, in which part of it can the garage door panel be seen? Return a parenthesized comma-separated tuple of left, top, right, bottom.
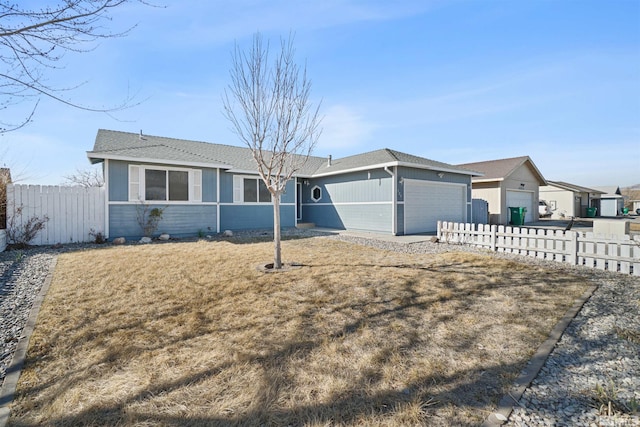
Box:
(404, 180, 466, 234)
(506, 190, 534, 223)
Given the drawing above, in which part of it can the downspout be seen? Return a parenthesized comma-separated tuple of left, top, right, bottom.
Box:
(103, 159, 110, 239)
(216, 168, 221, 233)
(384, 166, 397, 235)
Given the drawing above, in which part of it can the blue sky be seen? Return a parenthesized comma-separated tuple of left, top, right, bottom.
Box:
(2, 0, 639, 187)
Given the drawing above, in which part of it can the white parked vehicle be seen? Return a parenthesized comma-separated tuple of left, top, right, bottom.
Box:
(539, 200, 552, 218)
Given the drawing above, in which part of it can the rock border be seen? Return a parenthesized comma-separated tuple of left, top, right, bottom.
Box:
(482, 285, 598, 426)
(0, 256, 58, 427)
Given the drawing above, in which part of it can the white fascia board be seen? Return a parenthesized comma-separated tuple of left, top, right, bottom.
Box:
(311, 161, 483, 178)
(311, 162, 399, 178)
(226, 168, 314, 178)
(395, 161, 484, 176)
(472, 177, 504, 183)
(87, 152, 231, 170)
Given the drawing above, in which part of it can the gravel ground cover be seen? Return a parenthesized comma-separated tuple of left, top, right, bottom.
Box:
(0, 250, 56, 387)
(1, 229, 638, 426)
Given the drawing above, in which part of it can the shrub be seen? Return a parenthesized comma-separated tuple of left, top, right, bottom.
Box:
(89, 228, 107, 244)
(135, 201, 165, 237)
(7, 205, 49, 248)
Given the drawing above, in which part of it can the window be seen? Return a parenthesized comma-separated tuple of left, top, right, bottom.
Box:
(234, 176, 272, 203)
(129, 165, 202, 202)
(311, 185, 322, 202)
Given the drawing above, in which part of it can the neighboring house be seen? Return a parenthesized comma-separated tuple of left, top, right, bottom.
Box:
(593, 186, 625, 216)
(87, 129, 482, 239)
(539, 181, 604, 218)
(457, 156, 547, 225)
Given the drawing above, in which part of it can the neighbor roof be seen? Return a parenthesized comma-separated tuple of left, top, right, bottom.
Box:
(545, 180, 604, 194)
(592, 186, 623, 198)
(457, 156, 546, 185)
(88, 129, 481, 177)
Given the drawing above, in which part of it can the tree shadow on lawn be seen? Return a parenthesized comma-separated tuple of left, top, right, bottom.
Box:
(9, 254, 591, 426)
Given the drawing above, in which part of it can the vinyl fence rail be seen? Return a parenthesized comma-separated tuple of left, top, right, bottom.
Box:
(437, 221, 640, 276)
(6, 184, 105, 246)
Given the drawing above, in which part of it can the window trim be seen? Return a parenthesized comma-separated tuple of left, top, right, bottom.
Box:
(128, 164, 202, 203)
(233, 175, 274, 204)
(311, 185, 322, 202)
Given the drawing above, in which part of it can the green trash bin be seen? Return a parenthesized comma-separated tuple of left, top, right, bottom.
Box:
(623, 207, 629, 215)
(586, 207, 597, 218)
(509, 207, 527, 226)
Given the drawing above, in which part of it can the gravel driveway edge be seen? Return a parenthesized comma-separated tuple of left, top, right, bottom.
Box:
(482, 285, 598, 427)
(0, 256, 57, 427)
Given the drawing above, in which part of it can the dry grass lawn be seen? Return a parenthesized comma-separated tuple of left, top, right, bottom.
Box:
(9, 237, 591, 426)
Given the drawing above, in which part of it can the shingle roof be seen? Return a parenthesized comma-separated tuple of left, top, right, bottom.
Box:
(89, 129, 325, 175)
(314, 148, 481, 176)
(89, 129, 480, 177)
(457, 156, 546, 184)
(545, 180, 604, 194)
(592, 186, 623, 197)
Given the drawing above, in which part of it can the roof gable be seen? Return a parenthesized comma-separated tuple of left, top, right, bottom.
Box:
(457, 156, 546, 185)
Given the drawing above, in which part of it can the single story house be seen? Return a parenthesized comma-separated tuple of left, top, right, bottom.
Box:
(88, 129, 482, 239)
(457, 156, 547, 225)
(539, 181, 604, 218)
(593, 186, 625, 216)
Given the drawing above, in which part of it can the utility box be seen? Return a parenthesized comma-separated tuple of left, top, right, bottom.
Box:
(593, 219, 629, 238)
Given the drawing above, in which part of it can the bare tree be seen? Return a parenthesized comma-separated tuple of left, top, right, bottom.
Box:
(223, 33, 321, 269)
(62, 167, 104, 187)
(0, 0, 150, 132)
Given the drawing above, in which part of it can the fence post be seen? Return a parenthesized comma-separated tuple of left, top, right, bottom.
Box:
(437, 221, 442, 240)
(568, 231, 578, 266)
(633, 236, 640, 277)
(490, 225, 497, 251)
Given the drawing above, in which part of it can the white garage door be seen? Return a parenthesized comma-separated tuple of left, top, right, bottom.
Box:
(506, 190, 534, 223)
(404, 180, 466, 234)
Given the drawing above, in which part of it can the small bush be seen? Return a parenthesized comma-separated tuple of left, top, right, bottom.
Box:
(135, 201, 165, 237)
(89, 228, 107, 244)
(7, 205, 49, 248)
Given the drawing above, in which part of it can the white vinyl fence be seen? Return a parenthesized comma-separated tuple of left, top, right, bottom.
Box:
(6, 184, 105, 246)
(437, 221, 640, 276)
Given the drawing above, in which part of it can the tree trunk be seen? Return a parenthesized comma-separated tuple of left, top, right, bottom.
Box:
(273, 196, 282, 269)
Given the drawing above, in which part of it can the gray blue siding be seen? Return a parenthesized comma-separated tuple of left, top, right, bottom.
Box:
(109, 160, 129, 201)
(304, 203, 392, 233)
(202, 169, 217, 202)
(302, 170, 391, 204)
(109, 204, 217, 239)
(302, 169, 393, 232)
(220, 205, 295, 230)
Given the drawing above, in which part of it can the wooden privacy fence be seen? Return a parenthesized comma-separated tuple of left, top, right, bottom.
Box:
(6, 184, 105, 246)
(437, 221, 640, 276)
